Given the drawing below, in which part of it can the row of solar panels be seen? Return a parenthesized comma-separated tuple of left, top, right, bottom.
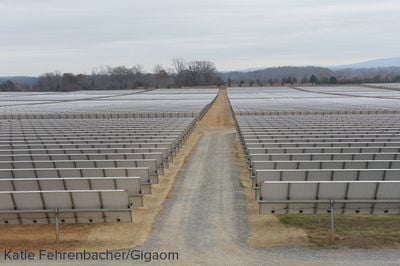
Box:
(234, 110, 398, 116)
(229, 86, 400, 215)
(0, 117, 194, 130)
(0, 190, 133, 224)
(0, 112, 200, 119)
(259, 181, 400, 214)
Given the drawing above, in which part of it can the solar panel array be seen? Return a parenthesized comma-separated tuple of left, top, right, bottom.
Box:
(365, 83, 400, 90)
(0, 89, 218, 224)
(229, 86, 400, 215)
(229, 86, 400, 115)
(0, 89, 218, 119)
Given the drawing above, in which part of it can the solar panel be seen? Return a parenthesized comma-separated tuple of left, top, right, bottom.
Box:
(255, 169, 400, 187)
(259, 181, 400, 215)
(0, 190, 132, 224)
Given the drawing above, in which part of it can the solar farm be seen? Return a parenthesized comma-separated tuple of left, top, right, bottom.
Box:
(230, 86, 400, 238)
(1, 85, 400, 253)
(0, 89, 217, 233)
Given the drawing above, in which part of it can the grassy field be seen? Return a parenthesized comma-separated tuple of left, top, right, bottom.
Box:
(279, 214, 400, 248)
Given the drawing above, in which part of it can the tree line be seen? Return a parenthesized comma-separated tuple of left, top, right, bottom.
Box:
(2, 62, 400, 91)
(0, 58, 222, 92)
(223, 66, 400, 87)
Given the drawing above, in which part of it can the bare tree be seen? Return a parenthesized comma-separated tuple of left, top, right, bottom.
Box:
(173, 60, 221, 87)
(153, 64, 164, 75)
(153, 64, 169, 88)
(187, 61, 219, 86)
(36, 72, 62, 91)
(172, 57, 186, 74)
(61, 73, 80, 92)
(131, 65, 144, 74)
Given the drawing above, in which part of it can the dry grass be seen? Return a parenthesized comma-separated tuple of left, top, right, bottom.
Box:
(234, 138, 309, 248)
(280, 214, 400, 249)
(198, 88, 235, 130)
(202, 87, 310, 248)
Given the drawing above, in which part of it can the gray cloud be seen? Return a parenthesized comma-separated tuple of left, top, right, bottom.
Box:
(0, 0, 399, 75)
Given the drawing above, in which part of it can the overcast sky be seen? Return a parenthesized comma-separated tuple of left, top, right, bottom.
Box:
(0, 0, 399, 75)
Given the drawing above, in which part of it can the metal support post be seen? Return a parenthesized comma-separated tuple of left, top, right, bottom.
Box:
(329, 200, 335, 242)
(54, 208, 60, 243)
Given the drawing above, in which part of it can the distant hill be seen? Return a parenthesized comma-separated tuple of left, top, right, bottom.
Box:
(222, 66, 333, 83)
(331, 57, 400, 70)
(0, 76, 37, 86)
(221, 65, 400, 84)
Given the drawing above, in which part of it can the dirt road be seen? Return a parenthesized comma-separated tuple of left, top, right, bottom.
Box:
(142, 89, 263, 264)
